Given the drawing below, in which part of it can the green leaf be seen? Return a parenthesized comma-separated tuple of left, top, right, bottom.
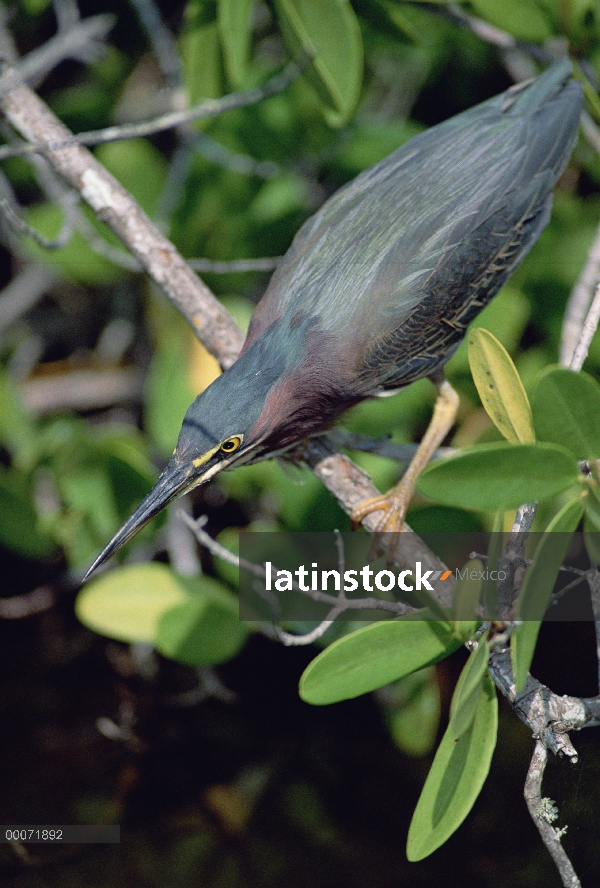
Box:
(407, 672, 497, 861)
(0, 467, 55, 559)
(388, 670, 441, 757)
(452, 559, 483, 625)
(351, 0, 418, 43)
(448, 639, 489, 737)
(417, 442, 580, 512)
(24, 204, 119, 284)
(273, 0, 363, 126)
(218, 0, 253, 86)
(75, 564, 190, 643)
(531, 366, 600, 460)
(59, 467, 119, 542)
(94, 432, 156, 518)
(299, 619, 462, 705)
(468, 328, 535, 443)
(156, 577, 248, 665)
(469, 0, 552, 42)
(0, 370, 38, 471)
(511, 496, 585, 691)
(181, 0, 223, 104)
(145, 315, 198, 457)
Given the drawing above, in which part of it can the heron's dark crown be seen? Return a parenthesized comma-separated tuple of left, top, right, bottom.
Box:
(174, 313, 313, 461)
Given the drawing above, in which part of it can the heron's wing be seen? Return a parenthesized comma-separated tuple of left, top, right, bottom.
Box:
(356, 178, 553, 392)
(244, 63, 580, 359)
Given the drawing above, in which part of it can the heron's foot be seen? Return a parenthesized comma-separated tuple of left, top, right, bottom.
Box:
(350, 483, 411, 532)
(350, 480, 414, 562)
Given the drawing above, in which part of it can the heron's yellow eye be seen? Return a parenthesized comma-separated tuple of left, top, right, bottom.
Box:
(220, 436, 242, 454)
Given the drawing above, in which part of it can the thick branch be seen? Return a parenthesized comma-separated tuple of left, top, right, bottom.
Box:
(489, 648, 600, 755)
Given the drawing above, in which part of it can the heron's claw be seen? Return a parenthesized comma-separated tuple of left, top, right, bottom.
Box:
(350, 481, 413, 563)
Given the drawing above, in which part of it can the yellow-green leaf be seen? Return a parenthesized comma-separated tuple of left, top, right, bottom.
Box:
(448, 639, 489, 737)
(76, 564, 189, 643)
(468, 328, 534, 443)
(407, 672, 498, 861)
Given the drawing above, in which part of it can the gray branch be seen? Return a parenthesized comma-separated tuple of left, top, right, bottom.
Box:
(0, 63, 300, 161)
(560, 215, 600, 366)
(524, 741, 581, 888)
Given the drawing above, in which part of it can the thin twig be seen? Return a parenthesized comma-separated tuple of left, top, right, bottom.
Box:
(273, 616, 340, 646)
(330, 429, 453, 463)
(0, 63, 300, 161)
(0, 194, 75, 249)
(180, 511, 419, 620)
(421, 2, 552, 64)
(187, 256, 281, 274)
(0, 14, 115, 93)
(524, 741, 581, 888)
(128, 0, 182, 89)
(569, 280, 600, 371)
(561, 217, 600, 366)
(444, 3, 517, 50)
(191, 131, 280, 179)
(0, 263, 54, 332)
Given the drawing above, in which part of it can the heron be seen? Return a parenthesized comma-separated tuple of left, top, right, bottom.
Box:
(84, 59, 582, 580)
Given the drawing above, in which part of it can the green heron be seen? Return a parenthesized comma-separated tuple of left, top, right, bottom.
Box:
(84, 59, 582, 579)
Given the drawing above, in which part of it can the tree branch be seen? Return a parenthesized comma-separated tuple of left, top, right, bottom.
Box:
(524, 741, 581, 888)
(0, 63, 300, 161)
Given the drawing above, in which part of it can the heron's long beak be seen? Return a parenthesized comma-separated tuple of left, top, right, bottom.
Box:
(82, 457, 204, 581)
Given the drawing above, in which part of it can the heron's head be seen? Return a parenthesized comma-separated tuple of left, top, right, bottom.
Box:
(83, 317, 325, 579)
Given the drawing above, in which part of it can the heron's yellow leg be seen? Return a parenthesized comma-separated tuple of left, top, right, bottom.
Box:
(351, 377, 459, 533)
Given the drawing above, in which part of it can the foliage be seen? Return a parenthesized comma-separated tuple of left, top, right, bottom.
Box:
(4, 0, 600, 875)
